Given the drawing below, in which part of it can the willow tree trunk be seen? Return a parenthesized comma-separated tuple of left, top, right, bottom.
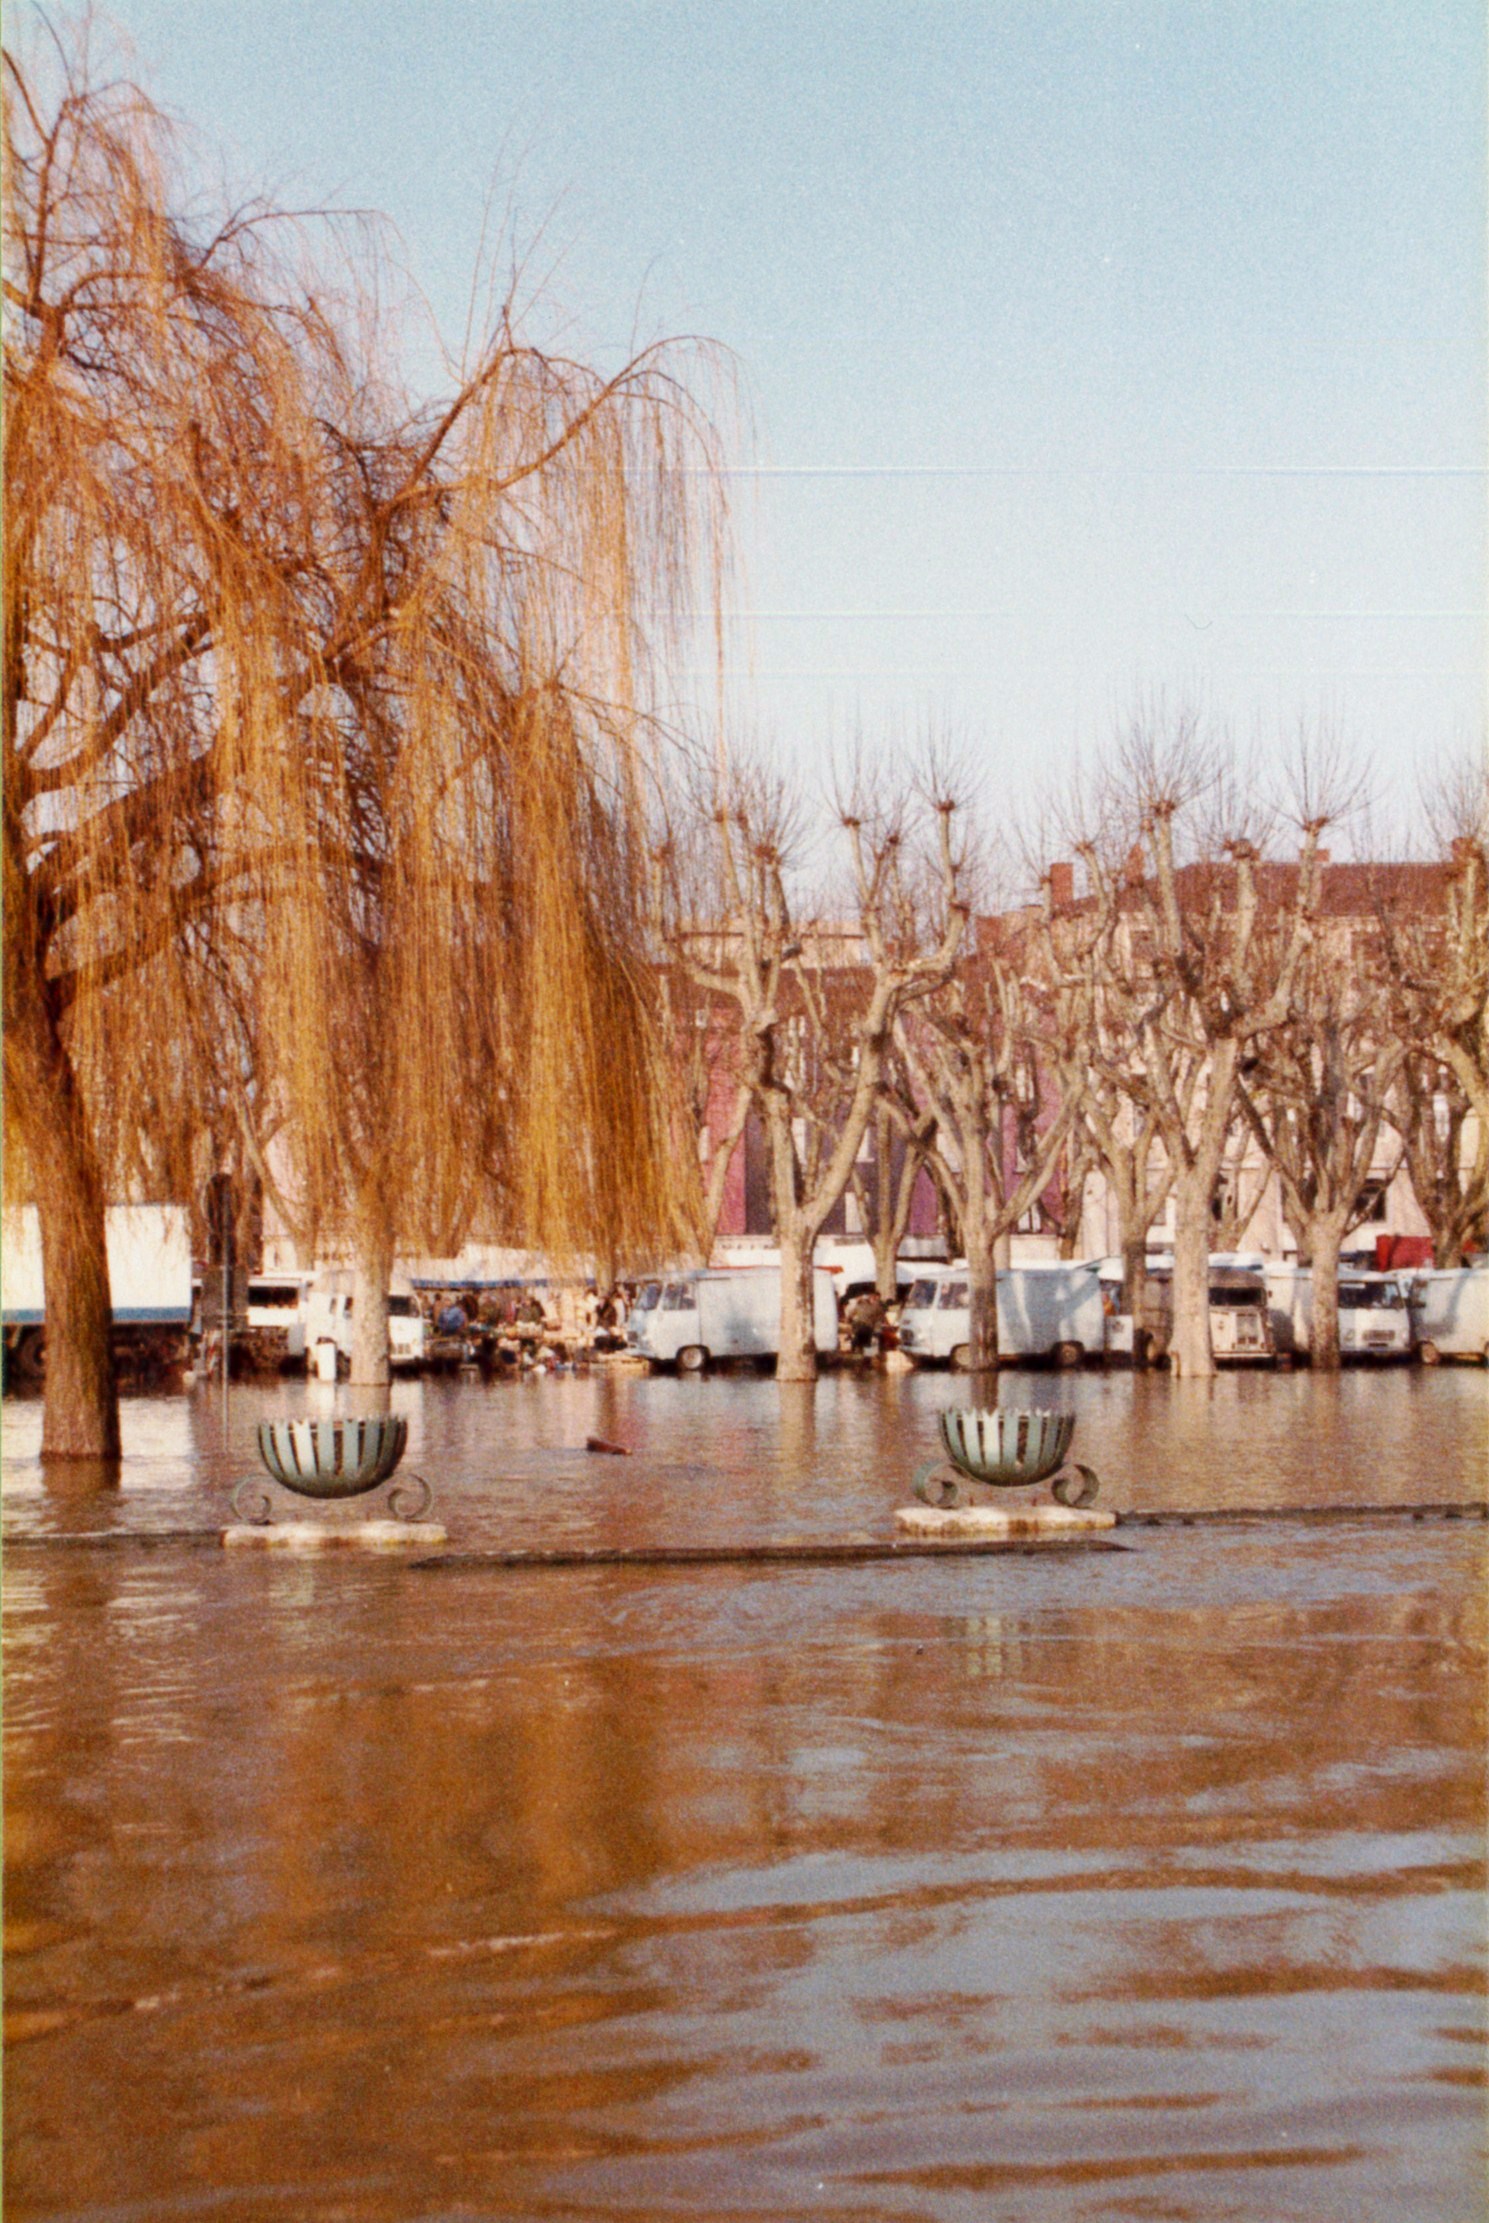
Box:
(6, 980, 120, 1462)
(1305, 1216, 1347, 1372)
(350, 1218, 392, 1391)
(1169, 1175, 1215, 1379)
(776, 1222, 819, 1383)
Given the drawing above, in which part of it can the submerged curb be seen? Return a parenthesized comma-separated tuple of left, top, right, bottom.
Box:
(2, 1500, 1483, 1562)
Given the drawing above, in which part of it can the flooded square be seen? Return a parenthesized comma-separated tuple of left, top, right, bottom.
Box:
(4, 1369, 1485, 2221)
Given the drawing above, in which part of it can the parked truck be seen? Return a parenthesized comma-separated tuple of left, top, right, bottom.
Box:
(1407, 1263, 1489, 1364)
(895, 1262, 1104, 1367)
(1264, 1264, 1412, 1361)
(630, 1267, 838, 1372)
(2, 1204, 194, 1384)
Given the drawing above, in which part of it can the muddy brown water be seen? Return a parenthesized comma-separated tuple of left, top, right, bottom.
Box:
(4, 1365, 1486, 2221)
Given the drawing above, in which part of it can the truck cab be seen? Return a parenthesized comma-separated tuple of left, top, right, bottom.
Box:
(1264, 1264, 1411, 1360)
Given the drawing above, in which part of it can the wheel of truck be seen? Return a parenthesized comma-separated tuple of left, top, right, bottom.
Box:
(1419, 1341, 1441, 1367)
(950, 1343, 973, 1371)
(676, 1344, 709, 1374)
(1054, 1340, 1084, 1369)
(12, 1328, 46, 1381)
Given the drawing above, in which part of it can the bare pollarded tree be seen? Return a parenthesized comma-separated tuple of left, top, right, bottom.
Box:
(3, 29, 728, 1446)
(1376, 762, 1489, 1270)
(1237, 963, 1401, 1371)
(845, 1053, 941, 1304)
(1031, 859, 1173, 1347)
(657, 758, 968, 1379)
(895, 897, 1078, 1379)
(1063, 711, 1331, 1378)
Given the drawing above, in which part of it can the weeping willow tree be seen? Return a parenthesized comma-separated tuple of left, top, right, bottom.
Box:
(4, 30, 726, 1450)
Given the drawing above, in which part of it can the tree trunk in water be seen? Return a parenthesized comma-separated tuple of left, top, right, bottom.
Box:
(1119, 1228, 1149, 1331)
(776, 1226, 818, 1383)
(1169, 1180, 1215, 1378)
(5, 985, 120, 1462)
(1308, 1217, 1345, 1372)
(964, 1229, 1000, 1398)
(872, 1224, 900, 1306)
(350, 1218, 392, 1390)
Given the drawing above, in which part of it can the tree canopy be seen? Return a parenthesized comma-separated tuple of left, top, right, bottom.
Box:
(4, 27, 728, 1449)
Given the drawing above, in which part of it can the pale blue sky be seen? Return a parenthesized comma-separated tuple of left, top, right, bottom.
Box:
(17, 1, 1486, 838)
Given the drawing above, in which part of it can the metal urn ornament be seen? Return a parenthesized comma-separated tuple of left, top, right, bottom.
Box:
(232, 1416, 434, 1525)
(915, 1406, 1099, 1509)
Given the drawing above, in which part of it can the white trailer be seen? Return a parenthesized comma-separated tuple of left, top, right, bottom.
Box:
(1264, 1264, 1412, 1360)
(304, 1270, 428, 1375)
(1407, 1264, 1489, 1364)
(2, 1204, 194, 1381)
(895, 1262, 1104, 1368)
(631, 1267, 838, 1371)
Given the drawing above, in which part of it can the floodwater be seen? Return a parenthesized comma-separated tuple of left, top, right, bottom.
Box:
(4, 1365, 1486, 2222)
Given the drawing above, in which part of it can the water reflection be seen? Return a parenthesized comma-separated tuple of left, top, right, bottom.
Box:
(3, 1371, 1485, 2220)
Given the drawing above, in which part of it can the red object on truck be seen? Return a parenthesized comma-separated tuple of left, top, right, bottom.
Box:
(1376, 1234, 1433, 1272)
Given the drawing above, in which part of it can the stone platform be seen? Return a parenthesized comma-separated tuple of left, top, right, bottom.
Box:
(222, 1521, 447, 1552)
(895, 1502, 1116, 1540)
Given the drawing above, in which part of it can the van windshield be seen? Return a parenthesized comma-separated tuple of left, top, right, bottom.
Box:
(635, 1282, 662, 1312)
(386, 1295, 416, 1317)
(247, 1283, 300, 1310)
(905, 1280, 940, 1309)
(1339, 1281, 1401, 1310)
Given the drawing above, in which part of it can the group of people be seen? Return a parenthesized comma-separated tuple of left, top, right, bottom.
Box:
(418, 1280, 639, 1362)
(429, 1289, 549, 1339)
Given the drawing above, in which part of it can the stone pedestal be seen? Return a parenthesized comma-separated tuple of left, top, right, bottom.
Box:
(895, 1501, 1115, 1540)
(222, 1521, 446, 1552)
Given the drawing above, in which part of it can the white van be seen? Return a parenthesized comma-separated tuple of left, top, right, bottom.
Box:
(630, 1267, 838, 1372)
(1264, 1264, 1412, 1361)
(895, 1262, 1104, 1368)
(305, 1270, 428, 1374)
(1408, 1264, 1489, 1364)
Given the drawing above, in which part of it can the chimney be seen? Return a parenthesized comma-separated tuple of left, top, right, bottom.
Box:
(1048, 859, 1074, 909)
